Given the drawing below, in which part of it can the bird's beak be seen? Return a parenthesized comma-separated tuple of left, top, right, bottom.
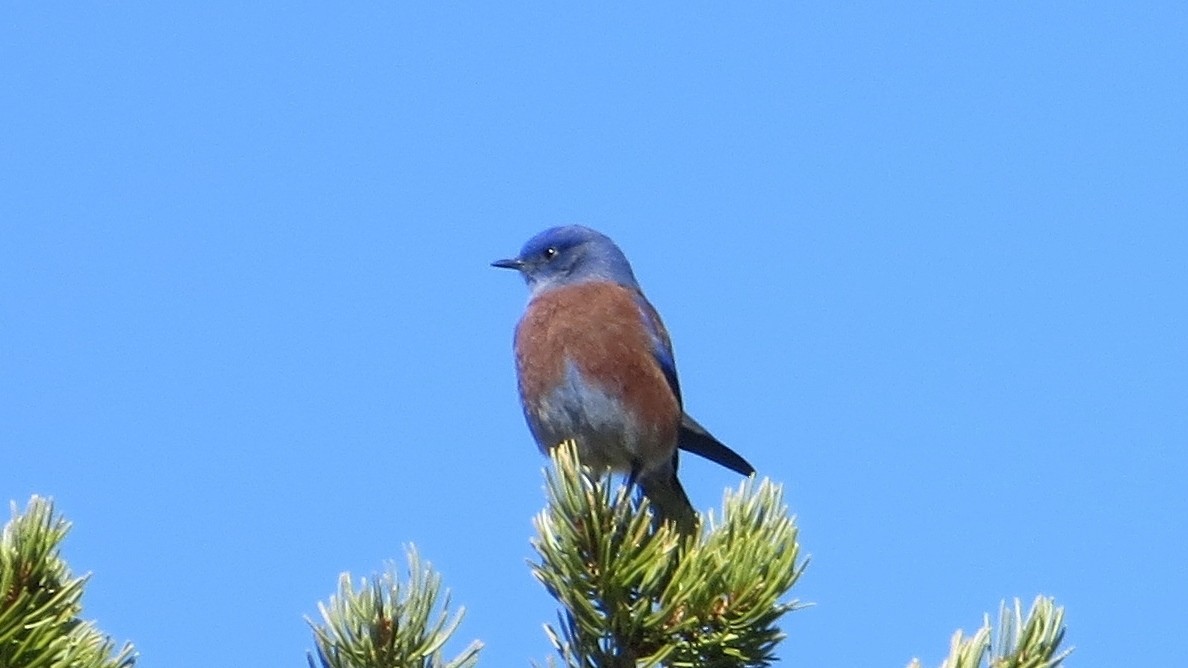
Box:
(491, 258, 525, 270)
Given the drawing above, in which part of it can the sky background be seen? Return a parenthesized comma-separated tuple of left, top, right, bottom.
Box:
(2, 3, 1186, 666)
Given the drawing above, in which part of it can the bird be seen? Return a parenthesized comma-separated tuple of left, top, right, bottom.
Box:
(493, 225, 754, 533)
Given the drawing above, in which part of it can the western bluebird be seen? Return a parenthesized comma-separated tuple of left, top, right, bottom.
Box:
(493, 225, 754, 533)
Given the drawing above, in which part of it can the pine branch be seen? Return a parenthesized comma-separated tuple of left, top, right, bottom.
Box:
(4, 471, 1069, 668)
(306, 548, 482, 668)
(907, 597, 1072, 668)
(531, 441, 806, 667)
(0, 496, 137, 668)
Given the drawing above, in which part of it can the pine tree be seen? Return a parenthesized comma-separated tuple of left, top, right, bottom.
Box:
(0, 497, 136, 668)
(305, 549, 481, 668)
(528, 441, 804, 666)
(304, 442, 1071, 667)
(3, 447, 1072, 667)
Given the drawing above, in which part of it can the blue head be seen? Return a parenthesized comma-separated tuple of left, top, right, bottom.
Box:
(492, 225, 640, 295)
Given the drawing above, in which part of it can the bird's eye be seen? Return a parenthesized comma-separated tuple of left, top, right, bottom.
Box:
(543, 247, 558, 260)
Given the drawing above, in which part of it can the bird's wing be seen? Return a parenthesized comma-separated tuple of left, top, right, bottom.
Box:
(633, 292, 755, 476)
(632, 292, 683, 405)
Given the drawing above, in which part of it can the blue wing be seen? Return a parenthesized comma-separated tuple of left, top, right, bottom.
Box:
(632, 292, 682, 402)
(633, 293, 756, 477)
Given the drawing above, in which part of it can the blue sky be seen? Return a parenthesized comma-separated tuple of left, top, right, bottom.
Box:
(2, 3, 1185, 666)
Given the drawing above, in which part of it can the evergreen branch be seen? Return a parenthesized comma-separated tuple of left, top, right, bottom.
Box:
(0, 496, 136, 668)
(306, 548, 482, 668)
(908, 597, 1071, 668)
(531, 441, 805, 667)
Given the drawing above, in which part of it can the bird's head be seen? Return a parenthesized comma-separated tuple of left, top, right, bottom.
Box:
(492, 225, 639, 295)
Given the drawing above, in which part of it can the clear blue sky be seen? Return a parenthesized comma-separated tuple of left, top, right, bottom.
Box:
(3, 3, 1185, 666)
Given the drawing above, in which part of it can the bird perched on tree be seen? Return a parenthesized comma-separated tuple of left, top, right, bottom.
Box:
(493, 225, 754, 533)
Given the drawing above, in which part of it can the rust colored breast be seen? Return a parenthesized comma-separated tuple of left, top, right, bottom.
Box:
(513, 281, 681, 464)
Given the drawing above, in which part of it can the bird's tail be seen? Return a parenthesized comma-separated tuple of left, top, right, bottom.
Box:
(637, 468, 698, 535)
(678, 413, 755, 476)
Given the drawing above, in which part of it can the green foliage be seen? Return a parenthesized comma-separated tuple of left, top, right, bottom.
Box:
(531, 441, 806, 667)
(3, 472, 1071, 668)
(306, 549, 482, 668)
(908, 597, 1071, 668)
(0, 496, 136, 668)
